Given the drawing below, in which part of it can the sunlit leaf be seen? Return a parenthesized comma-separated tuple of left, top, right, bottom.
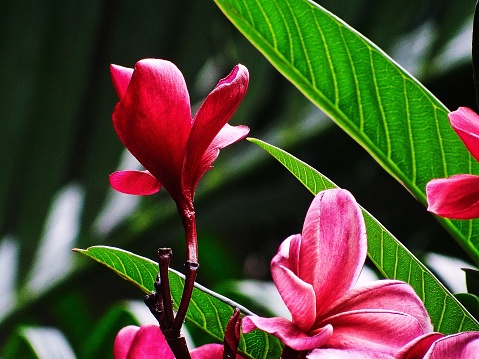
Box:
(214, 0, 479, 266)
(249, 137, 479, 334)
(75, 246, 283, 359)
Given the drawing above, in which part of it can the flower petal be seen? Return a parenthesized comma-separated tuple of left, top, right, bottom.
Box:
(112, 59, 191, 201)
(271, 235, 316, 331)
(426, 174, 479, 219)
(184, 65, 249, 192)
(449, 107, 479, 162)
(109, 170, 161, 195)
(190, 344, 224, 359)
(301, 189, 366, 314)
(427, 332, 479, 358)
(114, 325, 174, 359)
(271, 254, 317, 332)
(323, 310, 425, 355)
(307, 348, 392, 358)
(191, 344, 244, 359)
(242, 316, 332, 352)
(185, 123, 249, 194)
(394, 332, 444, 359)
(110, 64, 133, 99)
(321, 280, 432, 333)
(113, 325, 139, 359)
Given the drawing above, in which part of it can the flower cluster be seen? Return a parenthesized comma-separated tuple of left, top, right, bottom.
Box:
(109, 59, 479, 358)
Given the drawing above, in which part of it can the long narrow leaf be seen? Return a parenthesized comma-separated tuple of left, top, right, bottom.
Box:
(74, 246, 282, 359)
(214, 0, 479, 265)
(249, 137, 479, 334)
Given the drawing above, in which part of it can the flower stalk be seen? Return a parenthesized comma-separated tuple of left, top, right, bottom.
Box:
(145, 247, 193, 359)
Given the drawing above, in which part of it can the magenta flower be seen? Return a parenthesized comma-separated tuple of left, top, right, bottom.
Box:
(109, 59, 249, 210)
(113, 324, 245, 359)
(426, 107, 479, 219)
(242, 189, 433, 358)
(395, 331, 479, 358)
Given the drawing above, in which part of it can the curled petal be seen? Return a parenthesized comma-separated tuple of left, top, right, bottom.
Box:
(426, 174, 479, 219)
(185, 123, 249, 193)
(184, 65, 249, 191)
(394, 332, 444, 359)
(110, 64, 133, 99)
(109, 170, 161, 195)
(321, 280, 432, 333)
(324, 310, 426, 355)
(271, 261, 316, 332)
(113, 325, 139, 359)
(112, 59, 191, 200)
(449, 107, 479, 162)
(271, 234, 301, 274)
(301, 189, 366, 313)
(242, 316, 332, 352)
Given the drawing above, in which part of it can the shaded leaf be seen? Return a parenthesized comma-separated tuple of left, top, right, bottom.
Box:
(81, 302, 148, 359)
(2, 326, 76, 359)
(455, 293, 479, 321)
(464, 268, 479, 297)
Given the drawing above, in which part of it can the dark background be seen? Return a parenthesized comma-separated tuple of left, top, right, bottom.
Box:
(0, 0, 477, 357)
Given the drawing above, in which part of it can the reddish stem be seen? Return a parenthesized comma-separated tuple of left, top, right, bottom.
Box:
(171, 200, 199, 331)
(144, 199, 199, 359)
(158, 248, 174, 327)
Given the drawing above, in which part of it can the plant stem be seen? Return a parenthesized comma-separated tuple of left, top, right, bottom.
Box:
(158, 248, 174, 327)
(145, 248, 192, 359)
(144, 199, 199, 359)
(172, 200, 199, 331)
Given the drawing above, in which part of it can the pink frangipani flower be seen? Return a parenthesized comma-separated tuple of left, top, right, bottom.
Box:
(113, 324, 245, 359)
(395, 331, 479, 358)
(426, 107, 479, 219)
(109, 59, 249, 211)
(242, 189, 433, 358)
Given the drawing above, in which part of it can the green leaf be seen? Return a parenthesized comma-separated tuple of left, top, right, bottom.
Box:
(248, 137, 479, 334)
(74, 246, 283, 359)
(214, 0, 479, 266)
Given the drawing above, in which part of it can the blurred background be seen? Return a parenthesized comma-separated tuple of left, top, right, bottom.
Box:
(1, 0, 478, 357)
